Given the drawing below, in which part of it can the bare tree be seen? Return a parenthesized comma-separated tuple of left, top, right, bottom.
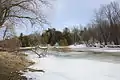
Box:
(0, 0, 51, 28)
(94, 11, 110, 45)
(81, 27, 90, 44)
(101, 2, 120, 45)
(91, 1, 120, 45)
(71, 26, 81, 44)
(2, 21, 16, 40)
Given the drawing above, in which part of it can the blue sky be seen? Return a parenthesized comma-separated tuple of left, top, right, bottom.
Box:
(16, 0, 119, 35)
(50, 0, 117, 30)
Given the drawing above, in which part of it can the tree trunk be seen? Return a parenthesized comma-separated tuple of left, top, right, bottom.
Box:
(114, 37, 119, 45)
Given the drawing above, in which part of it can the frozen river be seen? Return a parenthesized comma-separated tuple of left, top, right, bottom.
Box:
(23, 51, 120, 80)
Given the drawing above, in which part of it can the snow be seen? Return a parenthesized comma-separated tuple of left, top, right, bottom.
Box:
(89, 48, 120, 53)
(68, 44, 87, 48)
(23, 51, 120, 80)
(68, 44, 120, 53)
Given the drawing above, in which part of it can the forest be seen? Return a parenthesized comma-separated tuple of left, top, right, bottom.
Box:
(17, 2, 120, 46)
(0, 1, 120, 47)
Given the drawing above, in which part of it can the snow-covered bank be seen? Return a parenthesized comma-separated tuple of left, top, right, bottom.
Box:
(68, 45, 120, 54)
(22, 44, 120, 54)
(23, 51, 120, 80)
(69, 44, 87, 48)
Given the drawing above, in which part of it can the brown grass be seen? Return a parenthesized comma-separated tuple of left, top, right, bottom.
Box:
(0, 52, 34, 80)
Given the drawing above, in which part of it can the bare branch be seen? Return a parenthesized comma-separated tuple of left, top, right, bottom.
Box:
(0, 0, 51, 28)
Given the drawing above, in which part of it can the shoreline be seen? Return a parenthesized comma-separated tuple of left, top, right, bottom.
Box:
(0, 51, 34, 80)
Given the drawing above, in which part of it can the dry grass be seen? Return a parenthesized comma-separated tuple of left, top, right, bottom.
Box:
(0, 51, 34, 80)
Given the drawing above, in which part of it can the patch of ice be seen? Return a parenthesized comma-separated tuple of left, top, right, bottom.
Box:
(23, 52, 120, 80)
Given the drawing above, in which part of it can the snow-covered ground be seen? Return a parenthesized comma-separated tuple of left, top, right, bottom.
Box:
(69, 44, 87, 48)
(23, 51, 120, 80)
(68, 44, 120, 54)
(38, 44, 120, 53)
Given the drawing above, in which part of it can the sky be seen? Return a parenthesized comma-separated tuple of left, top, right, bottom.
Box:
(16, 0, 119, 35)
(50, 0, 118, 30)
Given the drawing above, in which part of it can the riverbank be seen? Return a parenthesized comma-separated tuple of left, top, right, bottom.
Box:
(0, 51, 34, 80)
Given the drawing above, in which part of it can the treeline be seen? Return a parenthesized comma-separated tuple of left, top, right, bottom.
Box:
(19, 28, 73, 47)
(19, 32, 41, 47)
(19, 1, 120, 46)
(70, 1, 120, 45)
(85, 2, 120, 45)
(18, 27, 97, 46)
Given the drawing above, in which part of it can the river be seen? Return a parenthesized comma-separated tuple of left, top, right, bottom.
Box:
(23, 51, 120, 80)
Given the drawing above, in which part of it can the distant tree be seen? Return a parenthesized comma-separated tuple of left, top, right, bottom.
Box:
(92, 1, 120, 45)
(71, 26, 81, 44)
(41, 28, 73, 46)
(19, 33, 23, 41)
(63, 27, 70, 34)
(28, 32, 41, 46)
(81, 28, 90, 44)
(59, 37, 68, 46)
(43, 28, 63, 46)
(63, 27, 73, 45)
(41, 31, 49, 45)
(19, 33, 30, 47)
